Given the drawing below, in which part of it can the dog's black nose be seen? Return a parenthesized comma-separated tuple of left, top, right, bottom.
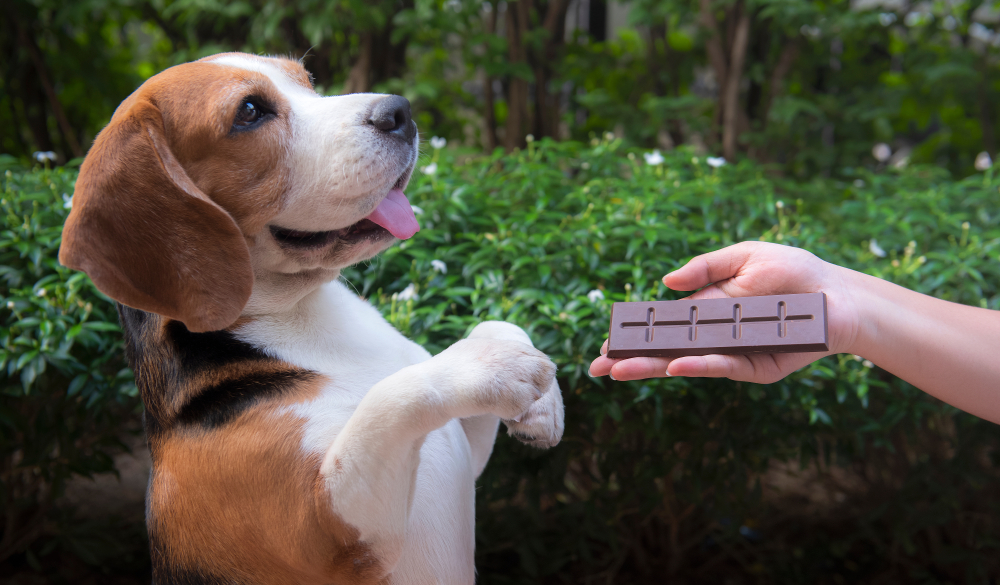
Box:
(369, 95, 415, 142)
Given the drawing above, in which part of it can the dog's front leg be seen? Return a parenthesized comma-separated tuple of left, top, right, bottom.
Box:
(460, 322, 565, 477)
(316, 334, 557, 576)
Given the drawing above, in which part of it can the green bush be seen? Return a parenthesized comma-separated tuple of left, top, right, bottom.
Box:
(0, 160, 139, 567)
(3, 140, 999, 581)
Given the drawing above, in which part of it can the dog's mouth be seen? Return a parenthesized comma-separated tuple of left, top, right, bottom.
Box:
(270, 219, 389, 250)
(270, 172, 419, 250)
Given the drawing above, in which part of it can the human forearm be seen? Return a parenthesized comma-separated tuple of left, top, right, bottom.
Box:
(846, 269, 1000, 423)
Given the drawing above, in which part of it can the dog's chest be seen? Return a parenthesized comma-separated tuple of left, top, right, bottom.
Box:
(234, 280, 477, 581)
(235, 280, 434, 444)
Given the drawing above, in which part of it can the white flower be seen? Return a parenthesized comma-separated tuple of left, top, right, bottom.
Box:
(430, 136, 447, 149)
(397, 283, 418, 301)
(799, 25, 821, 38)
(904, 12, 923, 27)
(62, 194, 73, 209)
(33, 151, 56, 163)
(872, 143, 891, 162)
(644, 150, 665, 165)
(862, 360, 874, 369)
(6, 301, 14, 310)
(410, 204, 424, 215)
(869, 239, 887, 258)
(421, 162, 437, 175)
(526, 134, 534, 143)
(604, 131, 615, 141)
(430, 259, 447, 274)
(706, 156, 726, 168)
(587, 289, 605, 302)
(878, 12, 897, 27)
(969, 22, 995, 43)
(975, 151, 992, 171)
(775, 200, 784, 209)
(36, 288, 47, 297)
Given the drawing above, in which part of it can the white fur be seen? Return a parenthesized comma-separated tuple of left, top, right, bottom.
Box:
(213, 55, 565, 583)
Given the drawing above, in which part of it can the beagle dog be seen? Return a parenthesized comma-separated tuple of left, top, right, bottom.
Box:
(59, 53, 564, 584)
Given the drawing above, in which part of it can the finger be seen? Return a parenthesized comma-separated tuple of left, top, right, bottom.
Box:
(609, 357, 674, 381)
(667, 354, 770, 381)
(589, 355, 618, 377)
(662, 242, 757, 291)
(683, 283, 732, 301)
(600, 339, 609, 355)
(668, 352, 821, 383)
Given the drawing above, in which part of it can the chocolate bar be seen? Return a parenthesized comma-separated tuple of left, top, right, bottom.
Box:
(606, 293, 828, 359)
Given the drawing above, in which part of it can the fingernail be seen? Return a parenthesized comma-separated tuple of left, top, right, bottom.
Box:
(609, 372, 617, 381)
(665, 369, 672, 377)
(600, 345, 607, 356)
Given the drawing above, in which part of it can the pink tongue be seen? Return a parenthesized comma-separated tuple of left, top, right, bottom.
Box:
(364, 189, 420, 240)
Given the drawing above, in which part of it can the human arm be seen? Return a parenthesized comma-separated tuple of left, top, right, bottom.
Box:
(588, 241, 1000, 424)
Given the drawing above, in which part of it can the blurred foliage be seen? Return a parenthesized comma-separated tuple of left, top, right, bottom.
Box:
(3, 0, 1000, 177)
(3, 137, 1000, 581)
(2, 0, 1000, 581)
(0, 160, 140, 567)
(346, 136, 1000, 583)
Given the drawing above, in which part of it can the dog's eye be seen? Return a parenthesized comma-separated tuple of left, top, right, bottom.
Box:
(233, 99, 269, 130)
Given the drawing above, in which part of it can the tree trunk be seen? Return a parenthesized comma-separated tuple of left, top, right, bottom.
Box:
(761, 38, 799, 130)
(979, 59, 996, 159)
(482, 72, 498, 151)
(721, 1, 750, 160)
(372, 2, 411, 86)
(532, 0, 569, 140)
(648, 21, 668, 97)
(699, 0, 729, 100)
(345, 32, 373, 94)
(8, 6, 82, 159)
(504, 0, 530, 150)
(482, 5, 499, 151)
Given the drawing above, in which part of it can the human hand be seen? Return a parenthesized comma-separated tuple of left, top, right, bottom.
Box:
(589, 241, 865, 382)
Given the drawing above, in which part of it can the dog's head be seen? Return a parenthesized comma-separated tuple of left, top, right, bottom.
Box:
(60, 53, 419, 332)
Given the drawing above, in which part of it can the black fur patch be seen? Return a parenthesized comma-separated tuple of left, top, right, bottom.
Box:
(176, 368, 316, 429)
(163, 318, 270, 375)
(117, 304, 314, 432)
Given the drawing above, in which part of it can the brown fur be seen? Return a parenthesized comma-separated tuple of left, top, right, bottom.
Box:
(120, 305, 385, 584)
(59, 60, 295, 332)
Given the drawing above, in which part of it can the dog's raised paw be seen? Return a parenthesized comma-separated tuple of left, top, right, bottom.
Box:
(502, 378, 564, 449)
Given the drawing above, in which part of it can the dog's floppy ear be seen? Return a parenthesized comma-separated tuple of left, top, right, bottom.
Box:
(59, 99, 252, 333)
